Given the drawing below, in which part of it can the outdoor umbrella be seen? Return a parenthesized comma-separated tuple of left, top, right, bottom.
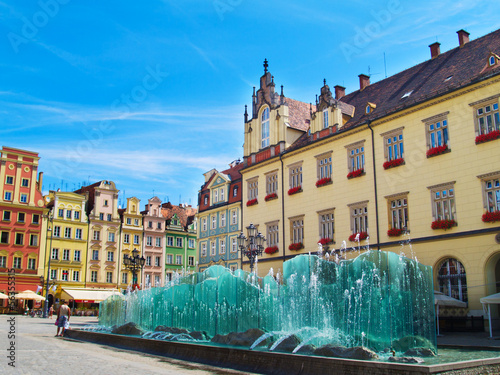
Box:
(14, 290, 46, 301)
(0, 292, 8, 299)
(480, 292, 500, 338)
(434, 290, 467, 336)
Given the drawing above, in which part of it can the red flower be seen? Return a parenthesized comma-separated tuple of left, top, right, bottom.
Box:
(288, 242, 304, 251)
(426, 144, 448, 157)
(476, 130, 500, 144)
(347, 169, 364, 179)
(387, 228, 403, 237)
(246, 198, 258, 207)
(264, 246, 279, 254)
(431, 219, 456, 230)
(482, 211, 500, 223)
(318, 238, 332, 245)
(288, 186, 302, 195)
(348, 232, 368, 242)
(265, 193, 278, 201)
(383, 158, 404, 170)
(316, 177, 332, 187)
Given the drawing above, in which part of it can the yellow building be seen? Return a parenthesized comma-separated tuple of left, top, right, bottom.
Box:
(44, 191, 88, 307)
(241, 29, 500, 327)
(75, 181, 121, 289)
(117, 197, 143, 289)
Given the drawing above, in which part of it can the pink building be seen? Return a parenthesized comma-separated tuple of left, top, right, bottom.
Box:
(141, 197, 165, 287)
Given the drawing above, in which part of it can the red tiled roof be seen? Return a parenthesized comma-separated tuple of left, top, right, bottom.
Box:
(286, 98, 312, 132)
(340, 28, 500, 129)
(161, 204, 197, 230)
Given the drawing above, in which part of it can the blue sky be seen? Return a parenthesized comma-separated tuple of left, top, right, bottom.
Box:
(0, 0, 498, 209)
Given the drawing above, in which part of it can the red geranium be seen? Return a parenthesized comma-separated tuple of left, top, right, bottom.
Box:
(482, 211, 500, 223)
(426, 144, 448, 157)
(387, 228, 403, 237)
(316, 177, 332, 187)
(264, 246, 279, 254)
(246, 198, 258, 207)
(288, 186, 302, 195)
(475, 130, 500, 144)
(288, 243, 304, 251)
(348, 232, 368, 242)
(347, 169, 364, 179)
(318, 238, 332, 245)
(265, 193, 278, 201)
(383, 158, 404, 170)
(431, 219, 456, 230)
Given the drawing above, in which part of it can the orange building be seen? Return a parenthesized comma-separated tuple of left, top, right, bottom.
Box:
(0, 146, 47, 301)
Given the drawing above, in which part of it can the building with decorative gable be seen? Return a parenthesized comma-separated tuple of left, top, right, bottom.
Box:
(142, 196, 165, 287)
(161, 202, 197, 281)
(240, 29, 500, 324)
(197, 160, 243, 272)
(74, 181, 121, 288)
(118, 197, 142, 289)
(0, 146, 47, 297)
(44, 190, 88, 307)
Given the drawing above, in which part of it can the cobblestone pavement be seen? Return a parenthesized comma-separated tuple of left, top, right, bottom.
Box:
(0, 315, 255, 375)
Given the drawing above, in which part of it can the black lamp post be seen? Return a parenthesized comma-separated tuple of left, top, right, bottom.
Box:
(43, 210, 54, 318)
(123, 248, 146, 286)
(237, 223, 266, 273)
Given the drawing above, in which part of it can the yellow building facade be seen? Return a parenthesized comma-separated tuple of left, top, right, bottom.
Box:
(241, 29, 500, 324)
(117, 197, 142, 289)
(44, 191, 89, 303)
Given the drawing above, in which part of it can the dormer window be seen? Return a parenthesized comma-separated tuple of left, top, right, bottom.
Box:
(204, 196, 208, 205)
(489, 55, 497, 67)
(323, 109, 329, 129)
(365, 102, 376, 114)
(261, 107, 270, 148)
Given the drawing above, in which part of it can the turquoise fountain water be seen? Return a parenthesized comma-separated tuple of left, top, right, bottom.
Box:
(99, 250, 436, 354)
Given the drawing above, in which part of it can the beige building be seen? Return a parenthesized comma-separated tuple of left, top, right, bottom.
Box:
(241, 29, 500, 327)
(118, 197, 143, 288)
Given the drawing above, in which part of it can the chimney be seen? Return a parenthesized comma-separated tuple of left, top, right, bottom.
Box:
(358, 74, 370, 91)
(429, 42, 441, 59)
(457, 29, 470, 47)
(334, 85, 346, 100)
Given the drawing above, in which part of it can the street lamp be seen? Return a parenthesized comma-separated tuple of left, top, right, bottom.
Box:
(43, 210, 54, 318)
(123, 248, 146, 287)
(237, 223, 266, 273)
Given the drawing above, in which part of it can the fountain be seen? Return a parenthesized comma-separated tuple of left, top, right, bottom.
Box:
(99, 250, 437, 355)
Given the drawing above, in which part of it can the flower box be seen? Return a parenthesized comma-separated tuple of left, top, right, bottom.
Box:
(246, 198, 258, 207)
(288, 186, 302, 196)
(265, 193, 278, 201)
(383, 158, 404, 170)
(347, 169, 364, 179)
(476, 130, 500, 144)
(316, 177, 332, 187)
(264, 246, 279, 255)
(348, 232, 368, 242)
(426, 144, 448, 158)
(318, 238, 332, 246)
(289, 242, 304, 251)
(431, 219, 456, 230)
(482, 211, 500, 223)
(387, 228, 403, 237)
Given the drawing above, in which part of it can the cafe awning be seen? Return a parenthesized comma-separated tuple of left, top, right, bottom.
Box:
(61, 288, 122, 303)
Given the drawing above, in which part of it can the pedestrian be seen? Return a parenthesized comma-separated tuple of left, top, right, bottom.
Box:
(56, 300, 71, 337)
(49, 305, 54, 319)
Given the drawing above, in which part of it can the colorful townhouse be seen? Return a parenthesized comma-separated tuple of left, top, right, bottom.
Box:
(161, 202, 197, 281)
(74, 181, 121, 288)
(0, 146, 47, 298)
(117, 197, 143, 289)
(197, 160, 243, 272)
(240, 29, 500, 328)
(44, 190, 88, 307)
(142, 197, 165, 287)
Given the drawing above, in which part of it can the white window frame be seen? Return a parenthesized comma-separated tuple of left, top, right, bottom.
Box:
(428, 182, 456, 222)
(261, 107, 270, 148)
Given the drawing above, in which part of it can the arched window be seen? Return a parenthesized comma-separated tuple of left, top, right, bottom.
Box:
(438, 258, 468, 302)
(261, 108, 270, 148)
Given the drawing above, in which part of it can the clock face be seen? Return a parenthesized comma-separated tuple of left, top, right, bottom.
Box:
(38, 199, 44, 207)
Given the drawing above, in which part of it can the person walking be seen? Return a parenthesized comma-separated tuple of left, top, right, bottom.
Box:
(49, 305, 54, 319)
(56, 300, 71, 337)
